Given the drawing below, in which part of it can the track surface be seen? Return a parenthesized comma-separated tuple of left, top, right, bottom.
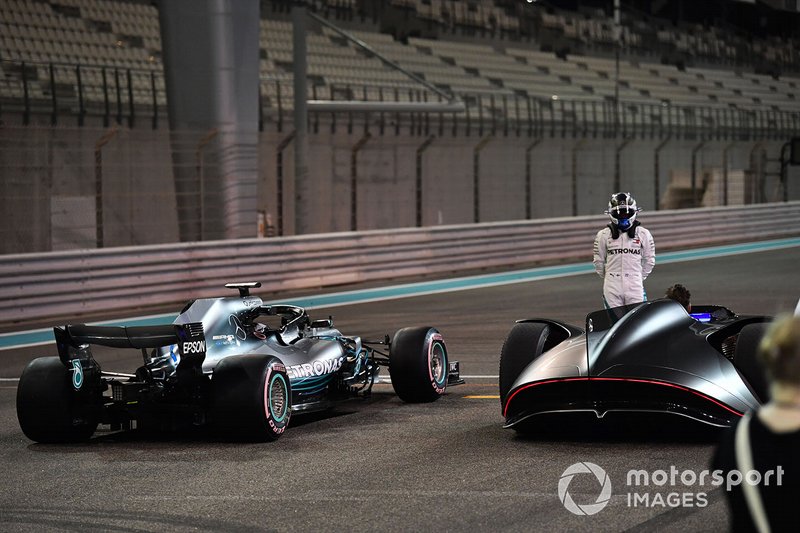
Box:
(1, 248, 798, 532)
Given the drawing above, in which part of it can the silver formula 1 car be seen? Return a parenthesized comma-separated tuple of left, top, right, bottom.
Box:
(17, 282, 461, 443)
(499, 298, 771, 431)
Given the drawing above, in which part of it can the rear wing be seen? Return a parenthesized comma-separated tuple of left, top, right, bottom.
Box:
(54, 322, 205, 370)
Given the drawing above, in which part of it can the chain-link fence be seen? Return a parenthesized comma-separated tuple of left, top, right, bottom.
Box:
(0, 127, 224, 254)
(1, 117, 797, 255)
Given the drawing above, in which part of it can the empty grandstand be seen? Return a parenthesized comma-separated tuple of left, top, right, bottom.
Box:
(1, 0, 798, 128)
(0, 0, 799, 253)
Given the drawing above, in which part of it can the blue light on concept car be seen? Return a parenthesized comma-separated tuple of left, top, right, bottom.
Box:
(690, 313, 713, 322)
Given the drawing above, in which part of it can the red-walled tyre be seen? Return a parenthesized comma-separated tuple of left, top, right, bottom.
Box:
(210, 355, 291, 441)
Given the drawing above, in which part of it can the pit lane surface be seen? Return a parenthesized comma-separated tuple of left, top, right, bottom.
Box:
(1, 247, 798, 532)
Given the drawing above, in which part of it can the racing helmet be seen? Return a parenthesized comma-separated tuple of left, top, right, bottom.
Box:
(606, 192, 639, 231)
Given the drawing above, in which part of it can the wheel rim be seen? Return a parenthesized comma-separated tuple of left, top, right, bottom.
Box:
(267, 373, 288, 423)
(430, 341, 446, 387)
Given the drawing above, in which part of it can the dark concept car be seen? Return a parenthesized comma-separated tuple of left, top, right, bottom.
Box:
(499, 299, 771, 430)
(17, 282, 461, 443)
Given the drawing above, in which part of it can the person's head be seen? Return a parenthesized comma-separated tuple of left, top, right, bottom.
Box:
(665, 284, 691, 312)
(759, 314, 800, 388)
(606, 192, 640, 231)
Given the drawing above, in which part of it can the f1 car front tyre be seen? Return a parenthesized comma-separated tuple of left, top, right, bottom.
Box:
(499, 323, 551, 409)
(734, 323, 770, 403)
(389, 327, 448, 403)
(17, 356, 99, 443)
(209, 354, 291, 441)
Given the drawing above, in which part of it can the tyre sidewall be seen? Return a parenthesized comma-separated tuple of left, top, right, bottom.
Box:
(17, 356, 99, 443)
(499, 322, 550, 408)
(211, 355, 291, 441)
(390, 327, 448, 403)
(262, 361, 290, 438)
(426, 331, 448, 395)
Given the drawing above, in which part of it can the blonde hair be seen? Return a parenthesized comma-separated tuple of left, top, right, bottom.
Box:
(758, 315, 800, 385)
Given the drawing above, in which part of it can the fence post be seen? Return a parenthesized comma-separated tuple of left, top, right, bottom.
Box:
(423, 90, 430, 136)
(350, 132, 371, 231)
(76, 65, 86, 127)
(101, 68, 110, 127)
(571, 138, 586, 216)
(749, 143, 766, 204)
(276, 79, 283, 132)
(526, 96, 533, 137)
(477, 94, 484, 137)
(780, 141, 791, 202)
(258, 81, 263, 132)
(525, 138, 543, 219)
(465, 95, 472, 137)
(409, 90, 415, 136)
(312, 84, 319, 134)
(276, 131, 296, 236)
(722, 141, 737, 206)
(502, 94, 508, 137)
(394, 87, 400, 136)
(94, 128, 119, 249)
(114, 68, 122, 125)
(49, 63, 58, 126)
(21, 61, 30, 126)
(416, 135, 436, 226)
(379, 86, 386, 135)
(615, 137, 633, 192)
(473, 135, 493, 223)
(654, 135, 671, 210)
(580, 100, 587, 137)
(691, 140, 707, 207)
(151, 71, 158, 130)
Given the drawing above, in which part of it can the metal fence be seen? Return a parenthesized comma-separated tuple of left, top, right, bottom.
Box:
(0, 59, 165, 129)
(2, 56, 800, 255)
(3, 58, 800, 142)
(0, 127, 232, 253)
(1, 123, 798, 255)
(260, 78, 800, 143)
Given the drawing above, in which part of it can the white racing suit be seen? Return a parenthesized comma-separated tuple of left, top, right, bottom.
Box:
(593, 223, 656, 308)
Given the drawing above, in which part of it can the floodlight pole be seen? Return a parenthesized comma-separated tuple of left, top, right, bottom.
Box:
(292, 2, 309, 236)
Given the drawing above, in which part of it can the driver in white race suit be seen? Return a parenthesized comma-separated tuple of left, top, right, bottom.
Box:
(593, 192, 656, 308)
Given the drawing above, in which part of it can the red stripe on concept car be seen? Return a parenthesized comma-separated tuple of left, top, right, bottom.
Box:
(502, 377, 744, 418)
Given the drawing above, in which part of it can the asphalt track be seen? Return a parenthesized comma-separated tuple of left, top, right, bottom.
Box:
(1, 245, 799, 532)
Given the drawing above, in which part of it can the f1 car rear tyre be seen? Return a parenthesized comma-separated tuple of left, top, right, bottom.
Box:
(17, 356, 99, 443)
(390, 327, 448, 403)
(210, 355, 291, 441)
(499, 322, 551, 409)
(734, 323, 770, 403)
